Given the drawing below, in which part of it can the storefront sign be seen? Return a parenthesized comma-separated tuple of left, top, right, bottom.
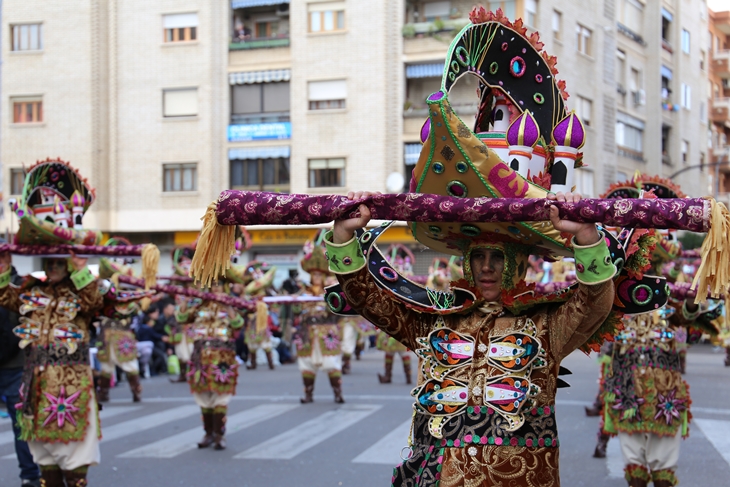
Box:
(228, 122, 291, 142)
(249, 225, 416, 247)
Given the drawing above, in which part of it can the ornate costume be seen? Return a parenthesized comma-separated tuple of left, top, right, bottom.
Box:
(243, 262, 277, 370)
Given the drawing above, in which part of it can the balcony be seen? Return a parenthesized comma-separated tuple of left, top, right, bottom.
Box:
(230, 37, 290, 50)
(713, 50, 730, 79)
(712, 98, 730, 128)
(403, 18, 469, 61)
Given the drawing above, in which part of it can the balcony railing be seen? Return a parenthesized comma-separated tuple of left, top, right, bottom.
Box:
(711, 98, 730, 125)
(230, 37, 290, 50)
(231, 112, 290, 124)
(402, 18, 470, 38)
(616, 22, 646, 46)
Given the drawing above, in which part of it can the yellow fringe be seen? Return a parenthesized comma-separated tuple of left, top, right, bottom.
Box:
(140, 297, 151, 312)
(110, 272, 120, 289)
(141, 244, 160, 290)
(255, 300, 268, 334)
(692, 198, 730, 304)
(189, 201, 236, 287)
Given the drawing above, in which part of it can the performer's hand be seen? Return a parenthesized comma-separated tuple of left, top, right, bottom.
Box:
(547, 192, 600, 245)
(69, 252, 88, 272)
(332, 191, 381, 244)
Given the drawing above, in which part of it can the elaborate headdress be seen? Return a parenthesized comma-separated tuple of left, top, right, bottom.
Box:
(300, 230, 330, 276)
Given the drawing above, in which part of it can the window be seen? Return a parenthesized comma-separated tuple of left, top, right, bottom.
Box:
(524, 0, 537, 27)
(576, 24, 592, 55)
(163, 163, 197, 192)
(308, 158, 345, 187)
(574, 168, 594, 197)
(163, 88, 198, 117)
(681, 140, 689, 164)
(661, 67, 672, 102)
(681, 29, 690, 54)
(661, 126, 671, 165)
(552, 10, 562, 41)
(575, 96, 592, 126)
(661, 8, 671, 43)
(10, 168, 25, 195)
(700, 152, 705, 172)
(423, 1, 450, 21)
(231, 82, 290, 123)
(308, 79, 346, 110)
(230, 158, 290, 190)
(487, 1, 516, 20)
(616, 120, 643, 155)
(681, 83, 691, 110)
(700, 50, 705, 70)
(163, 13, 198, 42)
(12, 97, 42, 123)
(11, 24, 42, 51)
(616, 50, 626, 105)
(308, 2, 345, 33)
(618, 0, 643, 34)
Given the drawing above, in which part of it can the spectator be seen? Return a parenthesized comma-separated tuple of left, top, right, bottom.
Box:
(282, 269, 301, 294)
(0, 249, 41, 487)
(136, 306, 168, 377)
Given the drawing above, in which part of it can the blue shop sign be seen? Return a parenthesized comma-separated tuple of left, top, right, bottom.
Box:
(228, 122, 291, 142)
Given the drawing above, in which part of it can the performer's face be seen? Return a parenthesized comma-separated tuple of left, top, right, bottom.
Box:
(44, 258, 69, 284)
(311, 272, 324, 287)
(469, 249, 504, 302)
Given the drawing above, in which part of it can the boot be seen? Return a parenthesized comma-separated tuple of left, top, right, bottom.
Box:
(128, 373, 142, 403)
(679, 353, 686, 374)
(593, 431, 610, 458)
(624, 464, 650, 487)
(342, 354, 352, 375)
(62, 466, 89, 487)
(403, 355, 412, 384)
(97, 374, 111, 403)
(170, 361, 188, 383)
(354, 342, 363, 360)
(213, 410, 227, 450)
(40, 466, 64, 487)
(627, 480, 648, 487)
(378, 353, 393, 383)
(329, 374, 345, 403)
(725, 347, 730, 366)
(585, 392, 603, 416)
(300, 376, 315, 404)
(197, 409, 214, 448)
(651, 468, 678, 487)
(247, 352, 257, 370)
(265, 350, 275, 370)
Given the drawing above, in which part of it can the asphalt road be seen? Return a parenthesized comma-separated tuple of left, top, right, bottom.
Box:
(2, 345, 729, 487)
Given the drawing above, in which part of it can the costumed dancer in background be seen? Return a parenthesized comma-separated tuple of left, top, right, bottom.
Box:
(243, 262, 277, 370)
(375, 244, 416, 384)
(176, 274, 244, 451)
(294, 234, 344, 403)
(167, 246, 197, 383)
(95, 237, 158, 403)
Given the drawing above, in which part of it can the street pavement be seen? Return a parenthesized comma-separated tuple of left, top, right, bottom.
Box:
(1, 345, 730, 487)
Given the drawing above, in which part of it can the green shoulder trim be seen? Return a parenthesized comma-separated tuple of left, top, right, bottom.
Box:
(0, 269, 11, 288)
(573, 231, 617, 285)
(70, 267, 95, 290)
(323, 230, 366, 275)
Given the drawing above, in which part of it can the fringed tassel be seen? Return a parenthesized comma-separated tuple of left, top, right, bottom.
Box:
(141, 244, 160, 290)
(692, 198, 730, 303)
(255, 300, 268, 334)
(110, 272, 120, 289)
(190, 201, 236, 287)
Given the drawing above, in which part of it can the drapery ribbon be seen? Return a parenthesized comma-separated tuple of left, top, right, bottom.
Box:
(0, 243, 151, 256)
(191, 191, 730, 303)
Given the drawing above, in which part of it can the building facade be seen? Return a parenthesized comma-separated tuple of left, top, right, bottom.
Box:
(709, 8, 730, 201)
(0, 0, 715, 278)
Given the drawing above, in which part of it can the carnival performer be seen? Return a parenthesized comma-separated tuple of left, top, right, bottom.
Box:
(339, 315, 359, 374)
(293, 237, 344, 403)
(95, 238, 156, 403)
(243, 262, 277, 370)
(176, 279, 244, 451)
(167, 246, 196, 383)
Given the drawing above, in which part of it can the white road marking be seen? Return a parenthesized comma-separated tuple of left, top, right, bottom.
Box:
(351, 419, 412, 465)
(117, 403, 299, 458)
(101, 405, 200, 442)
(235, 404, 382, 460)
(695, 419, 730, 468)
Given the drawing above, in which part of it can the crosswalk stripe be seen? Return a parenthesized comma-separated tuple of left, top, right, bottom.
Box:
(117, 404, 299, 458)
(235, 404, 382, 460)
(351, 419, 411, 465)
(101, 405, 200, 443)
(695, 419, 730, 468)
(606, 435, 623, 478)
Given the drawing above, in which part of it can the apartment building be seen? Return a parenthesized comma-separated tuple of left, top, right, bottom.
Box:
(709, 7, 730, 200)
(0, 0, 714, 276)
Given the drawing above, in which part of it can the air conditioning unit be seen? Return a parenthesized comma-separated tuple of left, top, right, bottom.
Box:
(632, 89, 646, 106)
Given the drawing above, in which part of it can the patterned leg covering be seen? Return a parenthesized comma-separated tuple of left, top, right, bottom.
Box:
(378, 353, 394, 383)
(354, 342, 363, 360)
(651, 469, 678, 487)
(725, 347, 730, 367)
(197, 408, 215, 448)
(300, 373, 316, 404)
(265, 350, 275, 370)
(40, 465, 64, 487)
(97, 373, 111, 403)
(328, 370, 345, 404)
(593, 430, 610, 458)
(62, 465, 89, 487)
(213, 406, 227, 450)
(342, 353, 352, 375)
(678, 351, 686, 374)
(402, 354, 412, 384)
(127, 372, 142, 402)
(247, 352, 257, 370)
(171, 361, 188, 383)
(585, 389, 603, 416)
(625, 464, 650, 487)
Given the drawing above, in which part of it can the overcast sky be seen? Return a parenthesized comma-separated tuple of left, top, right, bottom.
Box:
(708, 0, 729, 12)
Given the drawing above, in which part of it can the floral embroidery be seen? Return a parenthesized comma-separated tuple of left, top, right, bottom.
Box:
(43, 386, 81, 428)
(654, 389, 686, 425)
